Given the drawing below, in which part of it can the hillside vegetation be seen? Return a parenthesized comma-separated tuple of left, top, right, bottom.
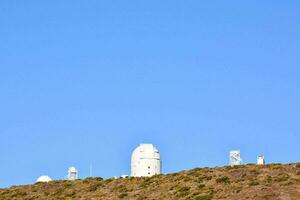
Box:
(1, 163, 300, 200)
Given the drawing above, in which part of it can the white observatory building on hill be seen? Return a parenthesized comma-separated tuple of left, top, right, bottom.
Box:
(229, 150, 242, 166)
(131, 144, 161, 177)
(36, 175, 52, 183)
(67, 166, 78, 180)
(257, 155, 265, 165)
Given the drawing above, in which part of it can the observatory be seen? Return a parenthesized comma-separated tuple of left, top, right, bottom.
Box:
(131, 144, 161, 177)
(67, 166, 78, 180)
(36, 175, 52, 183)
(229, 150, 242, 166)
(257, 155, 265, 165)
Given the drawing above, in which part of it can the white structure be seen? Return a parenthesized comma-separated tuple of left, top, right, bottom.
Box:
(229, 150, 242, 166)
(131, 144, 161, 177)
(36, 175, 52, 183)
(67, 166, 78, 180)
(257, 155, 265, 165)
(113, 175, 129, 179)
(121, 175, 129, 178)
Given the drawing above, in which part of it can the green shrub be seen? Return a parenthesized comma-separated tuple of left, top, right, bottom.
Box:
(95, 177, 104, 181)
(88, 182, 103, 192)
(136, 196, 147, 200)
(232, 165, 245, 169)
(11, 190, 27, 197)
(113, 185, 127, 193)
(240, 173, 247, 178)
(63, 182, 72, 188)
(248, 180, 259, 186)
(249, 169, 259, 175)
(104, 178, 113, 183)
(275, 174, 290, 182)
(195, 193, 213, 200)
(270, 164, 283, 170)
(205, 176, 212, 181)
(265, 175, 272, 183)
(197, 176, 205, 183)
(139, 178, 152, 188)
(65, 191, 76, 197)
(175, 186, 190, 197)
(198, 184, 205, 189)
(216, 176, 230, 184)
(118, 192, 128, 198)
(182, 176, 192, 182)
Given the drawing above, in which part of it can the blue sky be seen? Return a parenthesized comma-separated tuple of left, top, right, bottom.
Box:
(0, 1, 300, 187)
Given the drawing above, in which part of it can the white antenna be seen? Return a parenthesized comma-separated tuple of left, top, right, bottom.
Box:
(89, 163, 93, 177)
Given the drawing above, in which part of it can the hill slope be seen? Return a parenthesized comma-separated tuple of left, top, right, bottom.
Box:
(1, 163, 300, 200)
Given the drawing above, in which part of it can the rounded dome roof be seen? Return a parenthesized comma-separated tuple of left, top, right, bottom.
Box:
(68, 166, 77, 173)
(131, 144, 160, 161)
(36, 175, 52, 183)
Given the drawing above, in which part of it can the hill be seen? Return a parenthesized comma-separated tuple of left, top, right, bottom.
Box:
(1, 163, 300, 200)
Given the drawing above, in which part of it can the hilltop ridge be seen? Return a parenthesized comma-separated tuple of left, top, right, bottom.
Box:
(1, 163, 300, 200)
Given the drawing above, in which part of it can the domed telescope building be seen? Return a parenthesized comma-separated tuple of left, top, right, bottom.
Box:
(131, 144, 161, 177)
(67, 166, 78, 180)
(229, 150, 242, 166)
(36, 175, 52, 183)
(257, 155, 265, 165)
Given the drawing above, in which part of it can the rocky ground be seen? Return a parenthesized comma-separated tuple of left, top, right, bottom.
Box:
(1, 163, 300, 200)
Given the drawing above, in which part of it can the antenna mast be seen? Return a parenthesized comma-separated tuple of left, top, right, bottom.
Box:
(89, 163, 93, 177)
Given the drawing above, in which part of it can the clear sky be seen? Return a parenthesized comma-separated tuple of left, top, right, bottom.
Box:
(0, 1, 299, 188)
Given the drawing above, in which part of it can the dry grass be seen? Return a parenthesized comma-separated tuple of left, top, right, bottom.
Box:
(0, 163, 300, 200)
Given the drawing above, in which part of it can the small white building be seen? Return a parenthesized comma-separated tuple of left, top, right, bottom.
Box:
(36, 175, 52, 183)
(131, 144, 161, 177)
(229, 150, 242, 166)
(257, 155, 265, 165)
(67, 166, 78, 180)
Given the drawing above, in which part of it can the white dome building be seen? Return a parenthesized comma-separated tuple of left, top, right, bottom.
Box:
(229, 150, 242, 166)
(131, 144, 161, 177)
(67, 166, 78, 180)
(257, 155, 265, 165)
(36, 175, 52, 183)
